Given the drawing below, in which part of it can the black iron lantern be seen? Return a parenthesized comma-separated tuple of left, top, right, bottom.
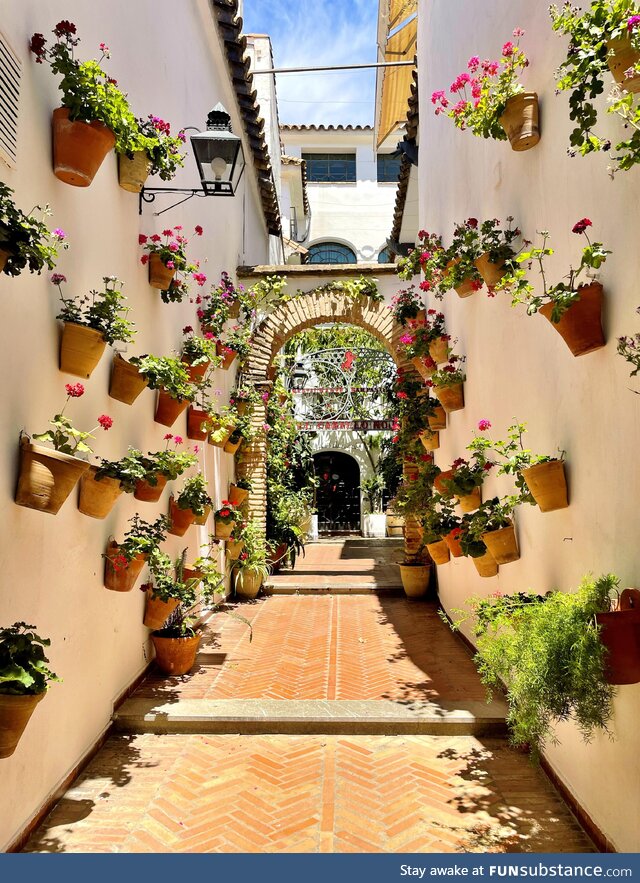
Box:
(190, 104, 246, 196)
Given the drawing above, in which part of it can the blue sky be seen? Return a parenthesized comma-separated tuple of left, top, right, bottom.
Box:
(243, 0, 377, 126)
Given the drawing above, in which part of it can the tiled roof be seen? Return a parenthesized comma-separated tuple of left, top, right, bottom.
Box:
(281, 155, 303, 164)
(212, 0, 282, 236)
(389, 67, 418, 251)
(280, 124, 373, 131)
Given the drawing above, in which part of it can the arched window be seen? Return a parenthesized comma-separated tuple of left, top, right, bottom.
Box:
(378, 247, 392, 263)
(308, 242, 357, 264)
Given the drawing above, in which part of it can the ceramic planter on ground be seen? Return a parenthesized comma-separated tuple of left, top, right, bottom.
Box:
(363, 513, 387, 538)
(521, 460, 568, 512)
(168, 496, 196, 537)
(474, 253, 508, 288)
(187, 406, 209, 441)
(434, 383, 464, 413)
(539, 283, 605, 357)
(118, 151, 152, 193)
(457, 486, 482, 513)
(399, 564, 431, 599)
(426, 539, 450, 565)
(155, 390, 190, 427)
(499, 92, 540, 151)
(481, 522, 520, 565)
(419, 430, 439, 451)
(428, 406, 447, 431)
(385, 513, 404, 537)
(15, 437, 89, 514)
(0, 693, 45, 758)
(104, 543, 147, 592)
(269, 542, 289, 572)
(148, 253, 176, 290)
(215, 519, 234, 540)
(596, 589, 640, 685)
(226, 538, 244, 559)
(133, 473, 167, 503)
(235, 570, 263, 599)
(109, 354, 148, 404)
(194, 505, 211, 526)
(78, 466, 122, 519)
(151, 634, 200, 676)
(52, 107, 115, 187)
(143, 588, 180, 631)
(60, 323, 107, 378)
(444, 529, 464, 558)
(472, 551, 498, 578)
(429, 337, 449, 364)
(607, 38, 640, 94)
(217, 342, 237, 370)
(228, 484, 249, 506)
(223, 438, 242, 455)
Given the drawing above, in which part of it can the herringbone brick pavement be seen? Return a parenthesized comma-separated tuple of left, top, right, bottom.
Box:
(23, 734, 593, 853)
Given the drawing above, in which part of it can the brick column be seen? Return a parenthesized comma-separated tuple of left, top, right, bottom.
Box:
(236, 380, 271, 533)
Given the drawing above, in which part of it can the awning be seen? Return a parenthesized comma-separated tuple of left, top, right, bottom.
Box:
(282, 236, 309, 255)
(376, 0, 417, 147)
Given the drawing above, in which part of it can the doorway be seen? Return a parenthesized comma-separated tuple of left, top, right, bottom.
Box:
(313, 451, 361, 536)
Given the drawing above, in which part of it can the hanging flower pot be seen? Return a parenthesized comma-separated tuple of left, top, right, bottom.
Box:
(398, 563, 431, 598)
(118, 150, 152, 193)
(183, 567, 203, 584)
(455, 278, 477, 298)
(109, 354, 148, 404)
(15, 437, 89, 514)
(521, 460, 569, 512)
(208, 421, 235, 448)
(104, 543, 147, 592)
(481, 522, 520, 565)
(187, 406, 209, 441)
(235, 401, 249, 417)
(182, 358, 210, 384)
(224, 437, 242, 455)
(52, 107, 116, 187)
(148, 253, 176, 290)
(228, 301, 241, 320)
(474, 253, 508, 288)
(143, 587, 179, 631)
(444, 529, 464, 558)
(229, 484, 249, 506)
(59, 323, 107, 378)
(428, 406, 447, 431)
(78, 465, 122, 519)
(606, 38, 640, 94)
(226, 538, 244, 558)
(216, 342, 237, 370)
(154, 390, 189, 427)
(457, 486, 482, 513)
(434, 468, 455, 495)
(0, 693, 45, 759)
(473, 551, 498, 578)
(429, 337, 449, 364)
(133, 473, 167, 503)
(168, 495, 196, 537)
(194, 505, 211, 526)
(411, 356, 435, 380)
(235, 570, 264, 599)
(539, 283, 605, 357)
(426, 539, 450, 565)
(419, 429, 439, 451)
(499, 92, 540, 151)
(215, 518, 234, 540)
(596, 589, 640, 685)
(0, 248, 11, 273)
(151, 633, 200, 676)
(434, 382, 464, 412)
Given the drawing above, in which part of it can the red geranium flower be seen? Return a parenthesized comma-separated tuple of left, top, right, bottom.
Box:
(97, 414, 113, 430)
(65, 382, 84, 398)
(572, 218, 592, 235)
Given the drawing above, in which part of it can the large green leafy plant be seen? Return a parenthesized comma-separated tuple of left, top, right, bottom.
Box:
(0, 623, 60, 695)
(129, 354, 197, 402)
(0, 184, 68, 277)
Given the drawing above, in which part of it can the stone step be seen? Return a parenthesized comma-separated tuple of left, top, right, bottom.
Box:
(113, 697, 508, 737)
(264, 582, 404, 595)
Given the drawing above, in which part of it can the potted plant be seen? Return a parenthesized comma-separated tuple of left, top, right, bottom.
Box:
(138, 226, 205, 298)
(459, 516, 498, 578)
(52, 274, 135, 379)
(224, 412, 254, 455)
(207, 406, 237, 448)
(398, 550, 432, 599)
(469, 495, 521, 565)
(216, 323, 252, 371)
(396, 231, 447, 285)
(389, 284, 425, 325)
(181, 325, 220, 383)
(0, 623, 59, 758)
(169, 473, 213, 536)
(497, 220, 611, 356)
(229, 477, 252, 506)
(117, 114, 186, 193)
(596, 586, 640, 684)
(431, 29, 539, 151)
(421, 496, 459, 565)
(132, 437, 197, 502)
(16, 383, 112, 514)
(129, 354, 198, 426)
(84, 447, 156, 514)
(360, 475, 387, 537)
(440, 220, 484, 298)
(233, 521, 272, 599)
(198, 272, 247, 335)
(214, 500, 243, 540)
(0, 184, 68, 276)
(427, 355, 467, 412)
(399, 310, 451, 378)
(229, 384, 261, 417)
(473, 217, 522, 288)
(104, 515, 168, 593)
(29, 24, 136, 186)
(438, 454, 493, 512)
(618, 316, 640, 384)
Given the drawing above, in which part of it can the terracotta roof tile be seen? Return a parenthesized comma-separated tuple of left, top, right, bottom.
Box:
(389, 68, 418, 251)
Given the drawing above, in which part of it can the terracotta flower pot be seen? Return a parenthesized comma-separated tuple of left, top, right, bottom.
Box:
(419, 430, 439, 451)
(428, 406, 447, 431)
(446, 259, 477, 297)
(168, 496, 196, 537)
(187, 406, 209, 440)
(208, 421, 235, 448)
(473, 551, 498, 578)
(444, 529, 464, 558)
(226, 539, 244, 558)
(52, 107, 115, 187)
(216, 341, 237, 370)
(499, 92, 540, 151)
(457, 486, 482, 513)
(426, 539, 450, 565)
(235, 570, 263, 599)
(474, 252, 508, 288)
(481, 522, 520, 565)
(148, 253, 176, 290)
(183, 567, 203, 585)
(429, 337, 449, 364)
(78, 465, 122, 519)
(109, 353, 148, 404)
(15, 437, 89, 515)
(399, 563, 431, 598)
(596, 589, 640, 685)
(0, 692, 45, 758)
(224, 437, 242, 455)
(104, 543, 147, 592)
(228, 301, 241, 320)
(412, 356, 435, 380)
(235, 401, 249, 417)
(151, 633, 200, 676)
(607, 37, 640, 94)
(269, 542, 289, 572)
(118, 150, 152, 193)
(229, 484, 249, 506)
(434, 468, 455, 495)
(194, 505, 211, 526)
(434, 383, 464, 412)
(539, 282, 605, 357)
(154, 390, 190, 427)
(182, 358, 210, 384)
(521, 460, 569, 512)
(60, 323, 106, 378)
(0, 248, 11, 273)
(215, 519, 235, 540)
(143, 588, 179, 631)
(133, 473, 167, 503)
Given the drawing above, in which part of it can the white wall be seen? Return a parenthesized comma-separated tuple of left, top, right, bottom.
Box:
(0, 0, 271, 850)
(418, 0, 640, 852)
